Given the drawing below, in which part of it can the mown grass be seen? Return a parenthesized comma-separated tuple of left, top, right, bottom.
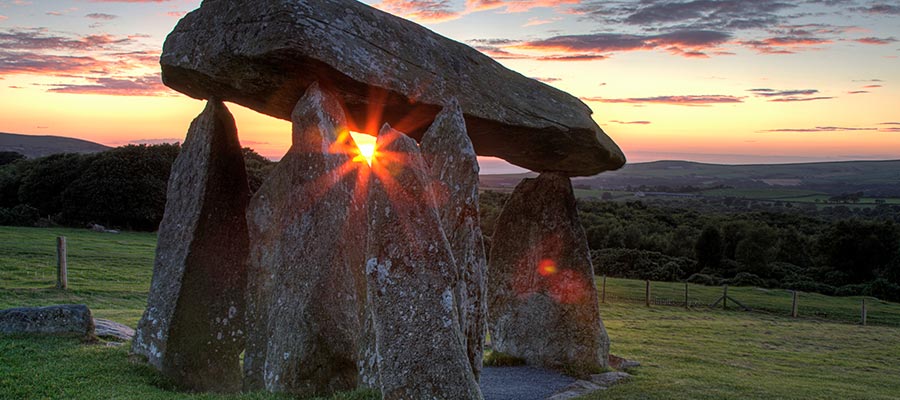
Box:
(3, 226, 900, 399)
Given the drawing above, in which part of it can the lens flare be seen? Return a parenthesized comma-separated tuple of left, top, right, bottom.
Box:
(538, 259, 558, 276)
(355, 143, 376, 166)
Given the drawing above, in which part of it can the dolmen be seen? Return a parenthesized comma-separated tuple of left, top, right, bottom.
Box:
(132, 0, 625, 397)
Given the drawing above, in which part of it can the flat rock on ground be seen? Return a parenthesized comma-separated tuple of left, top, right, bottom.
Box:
(0, 304, 94, 339)
(93, 318, 134, 341)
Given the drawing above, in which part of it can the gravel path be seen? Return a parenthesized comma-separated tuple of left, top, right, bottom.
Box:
(480, 366, 576, 400)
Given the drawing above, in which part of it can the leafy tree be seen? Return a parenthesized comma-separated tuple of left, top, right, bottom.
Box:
(0, 151, 25, 166)
(17, 153, 91, 218)
(242, 147, 276, 193)
(695, 225, 723, 270)
(62, 144, 179, 230)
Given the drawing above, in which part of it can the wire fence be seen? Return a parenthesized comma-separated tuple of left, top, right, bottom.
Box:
(597, 276, 900, 327)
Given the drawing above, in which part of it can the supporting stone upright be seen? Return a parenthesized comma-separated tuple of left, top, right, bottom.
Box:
(365, 124, 483, 400)
(488, 172, 609, 370)
(243, 82, 368, 396)
(420, 99, 488, 381)
(132, 100, 249, 392)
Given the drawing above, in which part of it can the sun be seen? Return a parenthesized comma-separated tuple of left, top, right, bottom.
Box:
(350, 132, 377, 166)
(355, 143, 376, 166)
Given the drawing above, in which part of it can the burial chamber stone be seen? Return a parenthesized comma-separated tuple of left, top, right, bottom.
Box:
(132, 100, 249, 393)
(488, 172, 610, 370)
(244, 83, 368, 395)
(160, 0, 625, 177)
(365, 124, 483, 399)
(420, 99, 488, 382)
(0, 304, 94, 339)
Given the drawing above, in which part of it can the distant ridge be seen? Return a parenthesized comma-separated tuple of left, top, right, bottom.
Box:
(481, 159, 900, 197)
(0, 132, 110, 159)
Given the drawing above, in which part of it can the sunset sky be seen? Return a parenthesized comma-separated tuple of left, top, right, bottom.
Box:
(0, 0, 898, 174)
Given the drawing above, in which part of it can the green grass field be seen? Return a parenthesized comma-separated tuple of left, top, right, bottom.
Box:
(2, 226, 900, 399)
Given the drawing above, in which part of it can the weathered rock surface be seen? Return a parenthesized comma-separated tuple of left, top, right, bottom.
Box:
(160, 0, 625, 176)
(365, 124, 483, 399)
(608, 354, 641, 370)
(94, 318, 134, 341)
(546, 371, 631, 400)
(0, 304, 94, 339)
(243, 83, 367, 396)
(132, 100, 249, 393)
(420, 98, 487, 381)
(488, 172, 609, 370)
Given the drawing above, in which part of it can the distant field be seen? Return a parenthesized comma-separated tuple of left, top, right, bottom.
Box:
(3, 226, 900, 399)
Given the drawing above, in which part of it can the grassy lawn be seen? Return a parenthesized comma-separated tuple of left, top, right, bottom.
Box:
(2, 226, 900, 399)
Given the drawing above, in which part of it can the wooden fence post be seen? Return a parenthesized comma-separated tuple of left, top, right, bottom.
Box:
(601, 275, 607, 304)
(56, 236, 68, 290)
(684, 282, 689, 309)
(645, 280, 651, 307)
(722, 285, 728, 310)
(861, 299, 867, 326)
(791, 290, 799, 318)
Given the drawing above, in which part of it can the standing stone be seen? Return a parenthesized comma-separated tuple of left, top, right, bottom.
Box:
(365, 124, 483, 400)
(488, 173, 609, 370)
(243, 82, 367, 396)
(420, 99, 487, 381)
(0, 304, 94, 340)
(131, 100, 249, 393)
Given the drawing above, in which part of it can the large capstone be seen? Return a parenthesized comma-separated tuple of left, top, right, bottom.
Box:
(132, 100, 249, 393)
(488, 172, 609, 370)
(365, 124, 483, 400)
(420, 99, 487, 381)
(243, 83, 368, 396)
(160, 0, 624, 176)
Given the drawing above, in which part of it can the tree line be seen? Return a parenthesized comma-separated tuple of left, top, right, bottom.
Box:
(479, 191, 900, 302)
(0, 146, 274, 230)
(2, 146, 898, 301)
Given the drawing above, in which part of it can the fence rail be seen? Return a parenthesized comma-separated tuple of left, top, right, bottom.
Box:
(597, 276, 900, 327)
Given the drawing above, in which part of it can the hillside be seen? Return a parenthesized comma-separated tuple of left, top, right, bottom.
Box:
(481, 160, 900, 197)
(0, 132, 110, 159)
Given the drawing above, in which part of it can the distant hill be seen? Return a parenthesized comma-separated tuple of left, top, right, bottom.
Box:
(481, 160, 900, 197)
(0, 132, 110, 159)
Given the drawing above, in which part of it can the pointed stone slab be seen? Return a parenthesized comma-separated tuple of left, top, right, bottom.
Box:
(160, 0, 625, 176)
(244, 83, 368, 396)
(365, 124, 483, 400)
(132, 100, 249, 392)
(420, 99, 488, 382)
(488, 172, 609, 370)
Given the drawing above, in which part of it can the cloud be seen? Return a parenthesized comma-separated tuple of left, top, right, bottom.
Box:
(768, 96, 834, 102)
(879, 122, 900, 125)
(574, 0, 799, 31)
(85, 13, 118, 20)
(518, 30, 732, 59)
(748, 88, 819, 97)
(609, 120, 651, 124)
(740, 36, 832, 54)
(89, 0, 174, 2)
(855, 4, 900, 15)
(373, 0, 461, 23)
(747, 88, 832, 102)
(531, 76, 560, 83)
(0, 28, 132, 52)
(466, 0, 580, 14)
(166, 11, 187, 18)
(761, 126, 877, 133)
(523, 17, 562, 27)
(880, 128, 900, 132)
(855, 37, 898, 45)
(863, 84, 883, 88)
(581, 95, 744, 106)
(46, 74, 170, 96)
(0, 50, 125, 75)
(0, 16, 7, 22)
(847, 90, 869, 94)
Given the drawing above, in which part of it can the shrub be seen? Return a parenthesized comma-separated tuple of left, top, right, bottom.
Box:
(0, 204, 39, 226)
(728, 272, 765, 287)
(834, 283, 869, 297)
(483, 350, 526, 367)
(784, 280, 836, 296)
(687, 273, 722, 286)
